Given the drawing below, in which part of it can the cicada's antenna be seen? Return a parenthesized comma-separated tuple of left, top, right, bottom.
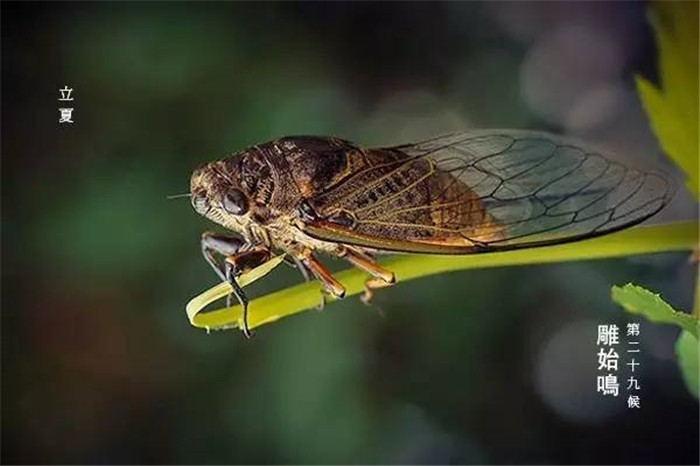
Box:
(167, 193, 192, 200)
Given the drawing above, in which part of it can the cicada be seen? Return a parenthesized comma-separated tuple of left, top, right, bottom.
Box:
(189, 131, 673, 336)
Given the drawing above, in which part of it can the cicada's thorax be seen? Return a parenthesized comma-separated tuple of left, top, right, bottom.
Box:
(233, 137, 358, 253)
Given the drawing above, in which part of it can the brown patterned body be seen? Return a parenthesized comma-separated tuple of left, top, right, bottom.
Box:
(191, 136, 499, 257)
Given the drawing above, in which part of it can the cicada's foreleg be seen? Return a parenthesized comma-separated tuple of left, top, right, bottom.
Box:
(337, 247, 395, 304)
(200, 232, 269, 337)
(223, 249, 271, 337)
(200, 232, 247, 281)
(223, 260, 251, 336)
(294, 248, 346, 300)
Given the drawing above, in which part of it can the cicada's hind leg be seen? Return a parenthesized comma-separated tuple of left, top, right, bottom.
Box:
(337, 247, 395, 305)
(200, 232, 269, 337)
(360, 278, 395, 305)
(283, 254, 330, 311)
(293, 247, 346, 302)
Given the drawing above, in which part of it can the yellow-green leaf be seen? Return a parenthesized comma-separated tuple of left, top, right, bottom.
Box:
(185, 254, 287, 331)
(635, 1, 699, 199)
(187, 221, 698, 333)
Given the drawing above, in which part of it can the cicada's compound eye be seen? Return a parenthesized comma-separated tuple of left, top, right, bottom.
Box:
(191, 191, 210, 214)
(222, 189, 249, 216)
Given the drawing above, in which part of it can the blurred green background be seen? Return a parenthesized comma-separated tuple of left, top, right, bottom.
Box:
(2, 1, 698, 464)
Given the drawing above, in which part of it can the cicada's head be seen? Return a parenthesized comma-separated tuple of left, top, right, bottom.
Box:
(189, 152, 261, 235)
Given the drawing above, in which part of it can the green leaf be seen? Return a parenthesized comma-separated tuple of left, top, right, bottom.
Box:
(674, 330, 699, 398)
(611, 283, 699, 338)
(635, 1, 699, 199)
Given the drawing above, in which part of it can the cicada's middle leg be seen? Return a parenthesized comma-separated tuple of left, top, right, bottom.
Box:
(200, 232, 270, 337)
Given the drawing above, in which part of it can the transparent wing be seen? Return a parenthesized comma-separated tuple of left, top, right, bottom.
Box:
(381, 130, 674, 250)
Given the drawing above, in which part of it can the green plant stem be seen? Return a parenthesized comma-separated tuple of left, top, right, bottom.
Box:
(187, 221, 699, 332)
